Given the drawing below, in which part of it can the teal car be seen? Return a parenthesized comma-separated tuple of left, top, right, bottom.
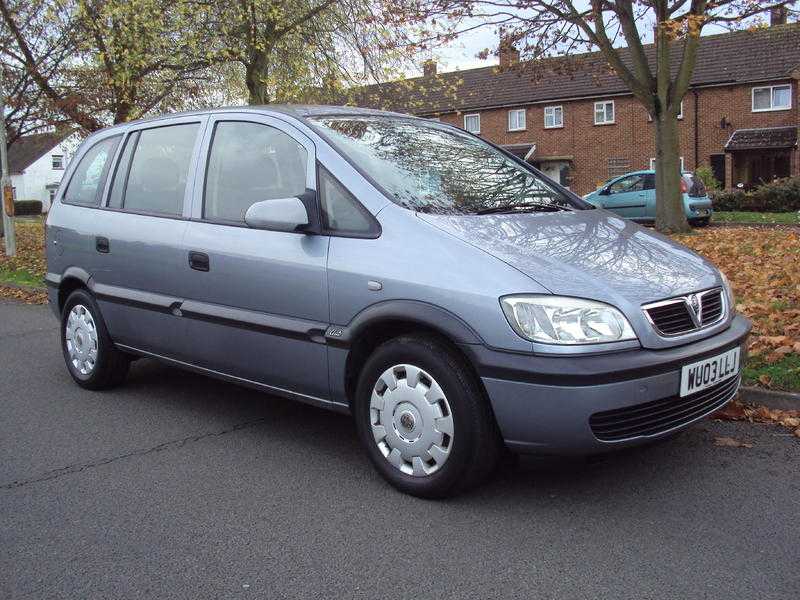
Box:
(583, 170, 713, 226)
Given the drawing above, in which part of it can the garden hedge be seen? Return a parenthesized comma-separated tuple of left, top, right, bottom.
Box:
(13, 200, 43, 216)
(710, 177, 800, 213)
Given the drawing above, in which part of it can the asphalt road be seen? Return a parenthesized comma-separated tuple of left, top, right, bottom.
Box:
(1, 300, 798, 599)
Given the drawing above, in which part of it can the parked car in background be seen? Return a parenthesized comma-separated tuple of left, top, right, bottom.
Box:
(46, 106, 748, 498)
(584, 170, 713, 226)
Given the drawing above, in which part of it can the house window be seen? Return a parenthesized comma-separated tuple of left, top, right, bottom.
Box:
(594, 101, 615, 125)
(752, 84, 792, 112)
(649, 157, 685, 171)
(463, 113, 480, 133)
(52, 155, 64, 170)
(544, 106, 563, 128)
(507, 109, 526, 131)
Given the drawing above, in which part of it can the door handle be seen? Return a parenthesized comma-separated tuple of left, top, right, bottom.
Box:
(96, 236, 110, 253)
(189, 251, 210, 272)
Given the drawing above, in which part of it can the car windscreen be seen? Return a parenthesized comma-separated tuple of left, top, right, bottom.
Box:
(309, 116, 584, 215)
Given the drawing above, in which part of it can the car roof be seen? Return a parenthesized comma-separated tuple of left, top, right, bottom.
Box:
(109, 104, 414, 130)
(611, 169, 693, 179)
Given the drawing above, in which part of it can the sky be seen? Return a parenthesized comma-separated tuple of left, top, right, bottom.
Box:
(421, 5, 785, 76)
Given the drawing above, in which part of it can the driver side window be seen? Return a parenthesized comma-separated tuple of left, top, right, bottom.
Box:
(607, 174, 645, 195)
(204, 121, 308, 223)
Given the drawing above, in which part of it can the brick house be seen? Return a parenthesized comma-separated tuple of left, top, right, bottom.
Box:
(351, 19, 799, 196)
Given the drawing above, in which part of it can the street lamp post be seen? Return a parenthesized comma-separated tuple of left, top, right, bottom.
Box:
(0, 80, 17, 256)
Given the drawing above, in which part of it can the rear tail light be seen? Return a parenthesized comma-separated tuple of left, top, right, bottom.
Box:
(680, 178, 688, 193)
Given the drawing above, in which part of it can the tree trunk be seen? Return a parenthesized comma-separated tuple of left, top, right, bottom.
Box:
(654, 110, 691, 234)
(245, 52, 271, 105)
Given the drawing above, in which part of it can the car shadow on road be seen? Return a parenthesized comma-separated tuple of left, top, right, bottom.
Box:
(121, 357, 708, 504)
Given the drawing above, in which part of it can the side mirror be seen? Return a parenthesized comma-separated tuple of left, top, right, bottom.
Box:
(599, 187, 610, 196)
(244, 197, 309, 232)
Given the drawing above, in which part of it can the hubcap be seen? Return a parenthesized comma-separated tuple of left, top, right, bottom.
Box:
(370, 364, 454, 477)
(65, 304, 98, 376)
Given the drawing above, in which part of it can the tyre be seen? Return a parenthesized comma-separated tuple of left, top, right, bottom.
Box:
(691, 217, 710, 227)
(61, 288, 130, 390)
(353, 334, 501, 498)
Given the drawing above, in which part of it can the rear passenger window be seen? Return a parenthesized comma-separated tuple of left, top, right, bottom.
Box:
(204, 121, 308, 223)
(62, 136, 120, 206)
(122, 123, 199, 216)
(319, 167, 375, 234)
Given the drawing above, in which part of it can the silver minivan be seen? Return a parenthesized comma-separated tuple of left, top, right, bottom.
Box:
(46, 106, 750, 497)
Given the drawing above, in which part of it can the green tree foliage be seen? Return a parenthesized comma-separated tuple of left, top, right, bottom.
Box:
(194, 0, 425, 105)
(1, 0, 220, 131)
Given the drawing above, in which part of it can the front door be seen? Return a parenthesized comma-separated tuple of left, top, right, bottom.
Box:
(179, 115, 330, 402)
(601, 173, 651, 220)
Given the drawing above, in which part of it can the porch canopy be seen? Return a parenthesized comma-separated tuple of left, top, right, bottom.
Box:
(501, 143, 536, 161)
(725, 126, 798, 152)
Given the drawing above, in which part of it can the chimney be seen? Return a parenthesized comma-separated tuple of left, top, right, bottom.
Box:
(770, 5, 788, 26)
(423, 59, 437, 77)
(499, 36, 520, 68)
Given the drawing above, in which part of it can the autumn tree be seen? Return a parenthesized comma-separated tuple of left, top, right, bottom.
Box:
(430, 0, 795, 233)
(0, 0, 218, 133)
(195, 0, 427, 105)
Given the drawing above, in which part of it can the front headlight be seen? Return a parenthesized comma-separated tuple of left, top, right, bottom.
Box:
(720, 271, 736, 315)
(501, 295, 637, 345)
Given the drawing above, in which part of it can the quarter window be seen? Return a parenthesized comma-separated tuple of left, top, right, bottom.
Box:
(123, 123, 199, 216)
(544, 105, 563, 128)
(204, 121, 308, 223)
(752, 85, 792, 111)
(62, 136, 120, 206)
(594, 101, 615, 125)
(463, 114, 480, 133)
(507, 109, 526, 131)
(319, 167, 374, 234)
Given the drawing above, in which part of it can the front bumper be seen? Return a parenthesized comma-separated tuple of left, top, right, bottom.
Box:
(462, 314, 751, 455)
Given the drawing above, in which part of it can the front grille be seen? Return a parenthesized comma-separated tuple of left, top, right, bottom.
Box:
(644, 301, 695, 335)
(700, 290, 723, 325)
(589, 375, 740, 442)
(643, 287, 725, 336)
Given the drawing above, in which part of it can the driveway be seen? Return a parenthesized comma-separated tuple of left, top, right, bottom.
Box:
(1, 300, 798, 599)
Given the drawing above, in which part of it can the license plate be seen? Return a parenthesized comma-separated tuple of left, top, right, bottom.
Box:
(680, 347, 740, 397)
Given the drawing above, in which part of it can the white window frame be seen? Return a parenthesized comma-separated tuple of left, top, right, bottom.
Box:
(594, 100, 615, 125)
(544, 105, 563, 129)
(751, 84, 792, 112)
(649, 156, 685, 171)
(507, 109, 526, 132)
(52, 154, 64, 170)
(463, 113, 480, 134)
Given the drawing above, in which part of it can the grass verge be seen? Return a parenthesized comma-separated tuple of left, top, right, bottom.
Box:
(713, 211, 800, 225)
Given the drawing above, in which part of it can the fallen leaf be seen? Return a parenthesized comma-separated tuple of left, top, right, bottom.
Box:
(714, 436, 753, 448)
(713, 401, 747, 420)
(758, 374, 772, 386)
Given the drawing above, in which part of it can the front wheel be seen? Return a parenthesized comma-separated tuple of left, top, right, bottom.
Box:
(353, 334, 501, 498)
(61, 288, 130, 390)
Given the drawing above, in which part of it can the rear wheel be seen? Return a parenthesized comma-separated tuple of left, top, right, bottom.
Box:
(353, 334, 501, 498)
(691, 217, 710, 227)
(61, 288, 130, 390)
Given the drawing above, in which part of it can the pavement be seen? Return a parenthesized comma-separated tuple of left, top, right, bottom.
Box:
(1, 300, 798, 599)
